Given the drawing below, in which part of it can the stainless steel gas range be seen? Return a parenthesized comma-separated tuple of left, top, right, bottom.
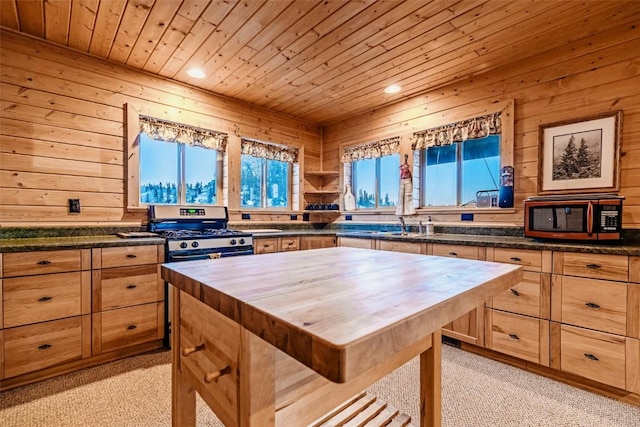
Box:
(148, 205, 254, 346)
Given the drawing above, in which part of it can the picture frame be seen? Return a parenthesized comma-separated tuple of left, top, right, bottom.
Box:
(538, 111, 622, 195)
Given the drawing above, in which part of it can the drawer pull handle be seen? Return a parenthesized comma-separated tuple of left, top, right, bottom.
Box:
(585, 302, 601, 309)
(204, 365, 231, 383)
(584, 353, 599, 361)
(586, 263, 601, 270)
(37, 260, 52, 265)
(510, 257, 521, 262)
(181, 343, 205, 357)
(508, 334, 520, 340)
(510, 289, 520, 297)
(126, 254, 137, 258)
(127, 325, 137, 330)
(38, 296, 53, 302)
(126, 284, 137, 289)
(264, 244, 270, 247)
(38, 344, 52, 350)
(448, 252, 458, 257)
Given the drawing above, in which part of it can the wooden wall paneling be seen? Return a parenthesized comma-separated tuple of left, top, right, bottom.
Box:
(107, 0, 155, 63)
(89, 0, 127, 57)
(0, 171, 122, 194)
(0, 152, 122, 179)
(0, 135, 122, 165)
(0, 1, 19, 29)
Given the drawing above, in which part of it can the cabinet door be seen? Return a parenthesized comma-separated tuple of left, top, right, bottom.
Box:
(97, 264, 160, 311)
(378, 240, 423, 254)
(300, 236, 336, 250)
(487, 310, 549, 366)
(280, 237, 300, 252)
(338, 237, 375, 249)
(2, 249, 85, 277)
(434, 244, 483, 345)
(552, 275, 627, 335)
(556, 252, 628, 282)
(99, 245, 159, 269)
(94, 303, 161, 354)
(491, 271, 550, 319)
(254, 238, 278, 254)
(559, 325, 627, 390)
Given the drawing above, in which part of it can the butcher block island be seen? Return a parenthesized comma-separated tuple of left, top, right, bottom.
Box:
(162, 247, 523, 426)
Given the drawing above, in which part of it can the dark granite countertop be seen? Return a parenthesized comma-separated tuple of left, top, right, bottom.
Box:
(1, 226, 638, 256)
(0, 235, 165, 253)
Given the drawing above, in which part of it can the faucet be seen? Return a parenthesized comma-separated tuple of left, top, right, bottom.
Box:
(399, 216, 407, 235)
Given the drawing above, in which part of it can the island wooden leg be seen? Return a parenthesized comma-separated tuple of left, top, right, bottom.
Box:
(171, 286, 197, 427)
(420, 330, 442, 427)
(238, 328, 276, 426)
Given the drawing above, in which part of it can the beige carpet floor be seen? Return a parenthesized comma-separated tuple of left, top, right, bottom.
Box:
(1, 345, 638, 426)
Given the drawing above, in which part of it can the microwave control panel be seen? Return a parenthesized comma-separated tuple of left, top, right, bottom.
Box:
(599, 205, 621, 231)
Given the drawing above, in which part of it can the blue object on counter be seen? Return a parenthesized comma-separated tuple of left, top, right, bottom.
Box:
(498, 166, 514, 208)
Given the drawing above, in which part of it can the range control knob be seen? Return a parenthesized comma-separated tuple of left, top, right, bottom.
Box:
(180, 242, 188, 249)
(230, 239, 237, 245)
(191, 241, 199, 248)
(239, 238, 245, 245)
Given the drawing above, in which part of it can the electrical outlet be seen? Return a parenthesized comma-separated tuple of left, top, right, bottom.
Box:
(290, 214, 297, 220)
(241, 213, 251, 220)
(461, 213, 474, 221)
(69, 199, 81, 213)
(345, 215, 353, 221)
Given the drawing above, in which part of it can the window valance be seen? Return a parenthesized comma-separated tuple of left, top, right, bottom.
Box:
(241, 138, 298, 163)
(411, 112, 502, 150)
(139, 116, 228, 152)
(340, 136, 400, 163)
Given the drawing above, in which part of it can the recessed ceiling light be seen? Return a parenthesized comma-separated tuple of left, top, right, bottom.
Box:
(187, 68, 206, 78)
(384, 85, 401, 94)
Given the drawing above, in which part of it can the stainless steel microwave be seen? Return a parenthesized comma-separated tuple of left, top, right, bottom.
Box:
(524, 194, 623, 241)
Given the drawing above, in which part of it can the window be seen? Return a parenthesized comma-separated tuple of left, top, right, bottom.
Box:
(240, 155, 289, 208)
(139, 134, 219, 205)
(421, 135, 500, 207)
(352, 154, 400, 209)
(240, 138, 297, 209)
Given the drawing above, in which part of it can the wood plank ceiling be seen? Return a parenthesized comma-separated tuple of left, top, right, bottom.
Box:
(0, 0, 637, 125)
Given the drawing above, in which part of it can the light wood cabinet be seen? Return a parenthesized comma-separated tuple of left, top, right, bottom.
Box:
(431, 244, 484, 346)
(300, 235, 336, 250)
(550, 251, 639, 394)
(485, 309, 549, 365)
(378, 240, 424, 254)
(0, 244, 164, 391)
(254, 238, 279, 254)
(338, 237, 376, 249)
(91, 245, 164, 356)
(0, 248, 92, 384)
(485, 247, 552, 366)
(279, 237, 300, 252)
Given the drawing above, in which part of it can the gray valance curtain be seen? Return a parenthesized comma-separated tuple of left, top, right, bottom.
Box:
(411, 112, 502, 150)
(139, 116, 228, 152)
(241, 137, 299, 163)
(340, 136, 400, 163)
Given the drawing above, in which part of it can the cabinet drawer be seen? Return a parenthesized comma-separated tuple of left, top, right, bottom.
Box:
(98, 265, 160, 311)
(432, 244, 480, 260)
(490, 248, 545, 272)
(492, 271, 548, 318)
(99, 245, 159, 269)
(488, 310, 548, 365)
(554, 275, 627, 335)
(280, 237, 300, 252)
(378, 240, 422, 254)
(2, 249, 85, 277)
(560, 325, 627, 390)
(254, 238, 278, 254)
(3, 316, 84, 378)
(630, 257, 639, 283)
(557, 252, 628, 282)
(338, 237, 375, 249)
(179, 292, 240, 427)
(96, 303, 160, 353)
(3, 272, 85, 328)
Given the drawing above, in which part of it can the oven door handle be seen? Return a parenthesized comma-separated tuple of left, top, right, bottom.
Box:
(170, 253, 223, 261)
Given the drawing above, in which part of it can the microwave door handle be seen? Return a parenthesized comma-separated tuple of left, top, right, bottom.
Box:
(587, 201, 594, 236)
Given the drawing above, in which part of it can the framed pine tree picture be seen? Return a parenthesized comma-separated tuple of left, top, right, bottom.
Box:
(538, 111, 622, 194)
